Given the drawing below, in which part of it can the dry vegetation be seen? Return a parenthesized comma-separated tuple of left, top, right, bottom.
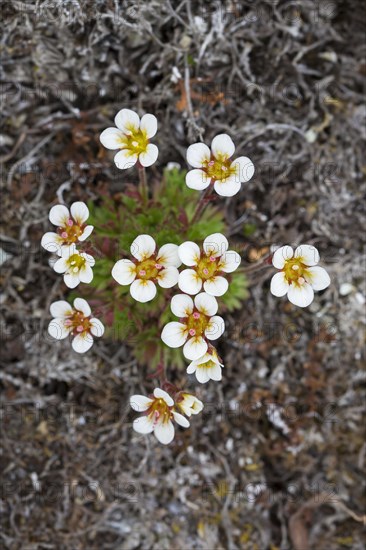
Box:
(1, 1, 365, 549)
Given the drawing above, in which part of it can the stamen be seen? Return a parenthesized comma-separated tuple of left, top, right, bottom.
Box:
(193, 312, 200, 319)
(208, 160, 215, 166)
(292, 265, 299, 270)
(64, 319, 72, 327)
(189, 328, 196, 337)
(222, 166, 228, 171)
(67, 219, 73, 227)
(155, 263, 163, 270)
(61, 231, 68, 239)
(298, 277, 305, 285)
(203, 268, 209, 275)
(132, 140, 139, 147)
(76, 325, 84, 332)
(209, 256, 216, 262)
(139, 269, 146, 276)
(72, 267, 79, 273)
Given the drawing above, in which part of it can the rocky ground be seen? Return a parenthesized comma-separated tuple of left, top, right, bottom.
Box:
(1, 1, 365, 549)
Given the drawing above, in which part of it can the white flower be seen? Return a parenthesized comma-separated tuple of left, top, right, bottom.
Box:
(48, 298, 104, 353)
(178, 233, 241, 296)
(270, 245, 331, 308)
(100, 108, 158, 169)
(186, 134, 254, 197)
(112, 235, 181, 303)
(41, 202, 93, 256)
(176, 392, 204, 417)
(130, 388, 190, 445)
(186, 347, 224, 383)
(161, 293, 225, 360)
(53, 244, 95, 288)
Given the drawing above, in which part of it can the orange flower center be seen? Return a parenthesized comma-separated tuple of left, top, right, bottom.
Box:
(283, 258, 310, 285)
(185, 310, 209, 337)
(58, 218, 84, 244)
(64, 310, 91, 336)
(202, 155, 235, 182)
(136, 257, 163, 280)
(147, 398, 172, 425)
(196, 254, 221, 280)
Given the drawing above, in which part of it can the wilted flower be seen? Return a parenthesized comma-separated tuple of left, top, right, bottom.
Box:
(161, 293, 225, 360)
(53, 244, 95, 288)
(130, 388, 190, 445)
(186, 134, 254, 197)
(186, 346, 224, 383)
(175, 392, 204, 416)
(178, 232, 241, 296)
(41, 202, 93, 255)
(112, 235, 181, 303)
(48, 298, 104, 353)
(270, 245, 331, 307)
(100, 108, 158, 169)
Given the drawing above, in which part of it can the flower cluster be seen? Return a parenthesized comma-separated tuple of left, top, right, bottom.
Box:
(41, 107, 332, 446)
(130, 388, 203, 445)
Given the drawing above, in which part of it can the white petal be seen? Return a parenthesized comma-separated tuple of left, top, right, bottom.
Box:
(90, 318, 105, 337)
(82, 252, 95, 267)
(287, 283, 314, 308)
(140, 113, 157, 138)
(70, 201, 89, 224)
(186, 169, 210, 190)
(203, 233, 228, 257)
(214, 178, 241, 197)
(172, 411, 190, 428)
(130, 234, 156, 261)
(139, 143, 158, 167)
(306, 266, 331, 291)
(157, 266, 179, 288)
(48, 318, 70, 340)
(78, 225, 94, 241)
(203, 276, 229, 297)
(205, 316, 225, 340)
(186, 142, 211, 168)
(79, 265, 94, 284)
(186, 362, 197, 374)
(157, 243, 181, 268)
(50, 300, 73, 318)
(63, 272, 80, 288)
(53, 257, 68, 274)
(49, 204, 70, 227)
(130, 395, 153, 412)
(272, 246, 294, 269)
(114, 148, 138, 170)
(209, 363, 223, 381)
(171, 294, 194, 318)
(231, 156, 255, 182)
(153, 388, 174, 407)
(183, 337, 208, 361)
(41, 232, 63, 255)
(219, 250, 241, 273)
(112, 259, 136, 285)
(133, 415, 154, 434)
(211, 134, 235, 159)
(161, 322, 187, 348)
(178, 269, 202, 295)
(195, 367, 211, 384)
(294, 244, 320, 266)
(194, 292, 218, 316)
(99, 127, 124, 149)
(72, 332, 94, 353)
(114, 108, 140, 133)
(60, 243, 78, 259)
(73, 297, 91, 316)
(178, 241, 200, 266)
(154, 420, 175, 445)
(270, 272, 290, 297)
(130, 279, 157, 303)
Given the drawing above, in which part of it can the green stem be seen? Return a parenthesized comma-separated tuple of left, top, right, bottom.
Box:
(191, 185, 214, 224)
(138, 164, 148, 206)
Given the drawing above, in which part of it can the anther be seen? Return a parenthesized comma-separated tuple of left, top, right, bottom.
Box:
(61, 231, 68, 239)
(76, 325, 84, 332)
(67, 219, 73, 227)
(193, 312, 200, 319)
(189, 328, 196, 337)
(139, 269, 146, 276)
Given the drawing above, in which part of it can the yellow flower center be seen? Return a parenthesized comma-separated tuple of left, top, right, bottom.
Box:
(202, 155, 235, 182)
(64, 309, 91, 335)
(196, 254, 221, 280)
(283, 258, 310, 286)
(58, 218, 83, 244)
(186, 310, 209, 338)
(147, 398, 172, 424)
(67, 253, 86, 273)
(118, 127, 149, 156)
(136, 258, 163, 280)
